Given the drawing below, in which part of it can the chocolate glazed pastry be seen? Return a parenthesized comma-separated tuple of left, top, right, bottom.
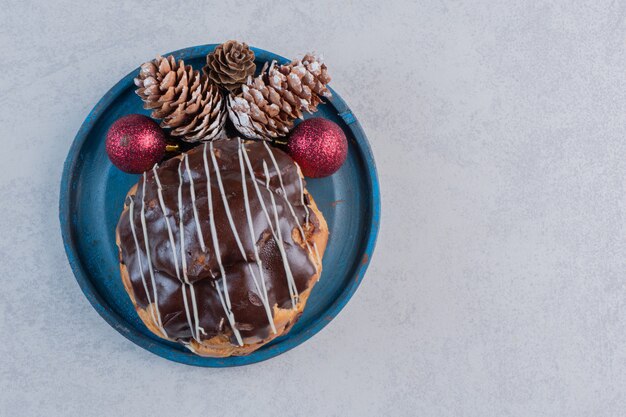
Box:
(116, 138, 328, 357)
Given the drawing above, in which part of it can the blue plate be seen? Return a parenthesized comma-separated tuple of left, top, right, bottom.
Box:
(59, 44, 380, 367)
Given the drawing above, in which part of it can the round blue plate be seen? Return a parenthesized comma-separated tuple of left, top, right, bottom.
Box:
(59, 44, 380, 367)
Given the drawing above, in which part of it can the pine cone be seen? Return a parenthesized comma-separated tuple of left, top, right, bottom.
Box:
(203, 40, 256, 92)
(134, 55, 226, 142)
(280, 53, 332, 112)
(227, 54, 331, 140)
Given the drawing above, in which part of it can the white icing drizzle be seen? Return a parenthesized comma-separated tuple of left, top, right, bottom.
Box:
(262, 141, 313, 257)
(139, 173, 168, 337)
(203, 143, 243, 346)
(241, 146, 299, 309)
(313, 241, 322, 264)
(238, 139, 276, 333)
(264, 142, 324, 284)
(214, 280, 237, 340)
(209, 142, 249, 259)
(182, 341, 199, 354)
(241, 149, 277, 236)
(153, 165, 181, 282)
(128, 195, 159, 332)
(263, 161, 299, 307)
(177, 161, 203, 342)
(296, 163, 310, 226)
(210, 141, 276, 332)
(184, 154, 206, 252)
(153, 165, 195, 341)
(313, 242, 322, 280)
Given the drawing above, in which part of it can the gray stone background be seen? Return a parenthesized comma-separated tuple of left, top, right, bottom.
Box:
(2, 1, 626, 416)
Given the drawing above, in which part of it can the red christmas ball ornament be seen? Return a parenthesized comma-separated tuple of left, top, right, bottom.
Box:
(287, 118, 347, 178)
(105, 114, 166, 174)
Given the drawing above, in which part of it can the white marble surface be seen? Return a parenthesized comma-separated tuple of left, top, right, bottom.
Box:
(2, 1, 626, 415)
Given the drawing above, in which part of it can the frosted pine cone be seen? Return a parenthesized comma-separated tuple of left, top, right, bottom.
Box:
(134, 55, 226, 142)
(227, 54, 332, 141)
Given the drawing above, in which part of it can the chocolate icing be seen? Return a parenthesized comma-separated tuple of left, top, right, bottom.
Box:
(117, 138, 320, 345)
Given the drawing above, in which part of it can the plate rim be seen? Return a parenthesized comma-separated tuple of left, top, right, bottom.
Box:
(59, 44, 381, 367)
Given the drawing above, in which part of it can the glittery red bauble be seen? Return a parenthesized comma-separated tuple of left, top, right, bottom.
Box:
(105, 114, 166, 174)
(287, 118, 347, 178)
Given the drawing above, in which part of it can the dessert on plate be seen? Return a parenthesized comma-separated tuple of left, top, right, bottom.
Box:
(116, 138, 328, 357)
